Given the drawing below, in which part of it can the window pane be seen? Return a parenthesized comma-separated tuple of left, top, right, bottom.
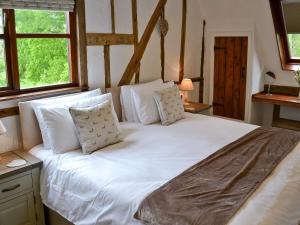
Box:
(288, 34, 300, 59)
(0, 39, 8, 87)
(0, 10, 4, 34)
(17, 38, 70, 89)
(15, 10, 68, 34)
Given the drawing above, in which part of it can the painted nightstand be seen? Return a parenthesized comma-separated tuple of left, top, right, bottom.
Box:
(0, 150, 45, 225)
(184, 102, 212, 115)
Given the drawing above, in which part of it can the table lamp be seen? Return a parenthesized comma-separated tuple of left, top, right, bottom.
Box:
(265, 71, 276, 96)
(179, 79, 194, 105)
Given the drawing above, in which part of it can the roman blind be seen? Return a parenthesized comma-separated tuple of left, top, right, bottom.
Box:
(0, 0, 75, 11)
(282, 2, 300, 33)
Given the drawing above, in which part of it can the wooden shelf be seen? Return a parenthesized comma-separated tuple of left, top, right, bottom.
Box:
(252, 92, 300, 131)
(252, 92, 300, 108)
(272, 118, 300, 131)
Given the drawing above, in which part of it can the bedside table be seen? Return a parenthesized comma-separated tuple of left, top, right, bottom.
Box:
(0, 150, 45, 225)
(184, 102, 212, 115)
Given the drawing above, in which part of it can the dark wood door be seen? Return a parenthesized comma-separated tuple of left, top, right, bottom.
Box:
(213, 36, 248, 120)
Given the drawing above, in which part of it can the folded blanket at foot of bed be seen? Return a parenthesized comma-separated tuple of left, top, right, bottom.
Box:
(135, 127, 300, 225)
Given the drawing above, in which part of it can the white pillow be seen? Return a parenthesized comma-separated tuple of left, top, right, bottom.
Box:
(69, 100, 122, 154)
(120, 79, 163, 122)
(38, 93, 119, 154)
(131, 81, 174, 125)
(32, 89, 102, 149)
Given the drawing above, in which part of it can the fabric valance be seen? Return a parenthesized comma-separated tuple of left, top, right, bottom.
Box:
(0, 0, 75, 11)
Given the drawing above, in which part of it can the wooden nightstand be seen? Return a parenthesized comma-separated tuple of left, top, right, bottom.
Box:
(0, 150, 45, 225)
(184, 102, 212, 114)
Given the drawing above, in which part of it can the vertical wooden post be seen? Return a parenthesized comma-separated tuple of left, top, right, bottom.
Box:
(103, 0, 115, 89)
(179, 0, 187, 82)
(199, 20, 206, 103)
(75, 0, 88, 89)
(104, 46, 111, 88)
(110, 0, 116, 34)
(160, 7, 165, 81)
(131, 0, 140, 84)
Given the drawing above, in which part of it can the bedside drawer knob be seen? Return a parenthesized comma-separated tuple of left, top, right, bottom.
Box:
(2, 184, 21, 193)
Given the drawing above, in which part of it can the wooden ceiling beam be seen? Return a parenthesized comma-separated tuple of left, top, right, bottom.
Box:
(86, 33, 135, 46)
(118, 0, 168, 86)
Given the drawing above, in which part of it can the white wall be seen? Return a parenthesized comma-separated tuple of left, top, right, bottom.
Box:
(0, 0, 204, 152)
(198, 0, 300, 125)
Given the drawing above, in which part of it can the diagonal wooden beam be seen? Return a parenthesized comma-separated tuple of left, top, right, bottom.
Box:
(119, 0, 168, 86)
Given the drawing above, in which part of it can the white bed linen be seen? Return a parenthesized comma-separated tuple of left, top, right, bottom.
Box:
(30, 113, 300, 225)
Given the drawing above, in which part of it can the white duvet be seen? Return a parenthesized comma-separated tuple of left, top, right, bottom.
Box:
(30, 113, 300, 225)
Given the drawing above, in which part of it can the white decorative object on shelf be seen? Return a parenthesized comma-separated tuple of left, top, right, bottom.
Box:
(6, 159, 27, 168)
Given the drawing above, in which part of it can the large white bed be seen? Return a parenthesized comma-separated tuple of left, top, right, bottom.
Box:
(29, 113, 300, 225)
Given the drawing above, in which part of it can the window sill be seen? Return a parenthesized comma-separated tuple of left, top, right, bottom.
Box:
(0, 86, 87, 103)
(282, 63, 300, 71)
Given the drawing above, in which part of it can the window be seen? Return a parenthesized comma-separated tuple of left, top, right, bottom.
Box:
(0, 10, 8, 88)
(0, 9, 78, 96)
(269, 0, 300, 70)
(288, 34, 300, 59)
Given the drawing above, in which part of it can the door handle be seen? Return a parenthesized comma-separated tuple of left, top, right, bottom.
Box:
(212, 102, 224, 106)
(241, 67, 246, 80)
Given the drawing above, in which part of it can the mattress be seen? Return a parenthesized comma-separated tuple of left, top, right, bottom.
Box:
(30, 113, 300, 225)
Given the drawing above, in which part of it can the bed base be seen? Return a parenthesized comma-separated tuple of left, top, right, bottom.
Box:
(44, 206, 74, 225)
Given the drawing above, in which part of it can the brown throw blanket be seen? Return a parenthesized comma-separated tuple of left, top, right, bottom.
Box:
(135, 127, 300, 225)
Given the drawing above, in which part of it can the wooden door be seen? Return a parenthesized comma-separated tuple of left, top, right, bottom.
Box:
(213, 37, 248, 120)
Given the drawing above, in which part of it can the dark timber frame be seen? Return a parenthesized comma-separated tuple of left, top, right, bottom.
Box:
(0, 9, 79, 97)
(269, 0, 300, 71)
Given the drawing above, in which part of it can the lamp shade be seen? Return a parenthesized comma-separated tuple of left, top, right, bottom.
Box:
(179, 79, 194, 91)
(0, 120, 7, 135)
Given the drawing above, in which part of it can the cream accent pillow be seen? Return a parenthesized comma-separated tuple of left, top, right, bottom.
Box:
(38, 94, 119, 154)
(153, 86, 185, 125)
(69, 100, 122, 154)
(131, 81, 174, 125)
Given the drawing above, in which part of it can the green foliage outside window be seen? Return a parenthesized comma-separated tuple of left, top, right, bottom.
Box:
(16, 10, 70, 88)
(0, 10, 6, 87)
(0, 10, 71, 89)
(288, 34, 300, 59)
(0, 41, 6, 87)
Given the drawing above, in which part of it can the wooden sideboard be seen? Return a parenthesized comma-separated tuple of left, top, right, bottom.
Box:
(252, 86, 300, 131)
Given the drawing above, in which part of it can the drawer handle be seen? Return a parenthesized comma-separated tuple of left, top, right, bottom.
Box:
(2, 184, 21, 193)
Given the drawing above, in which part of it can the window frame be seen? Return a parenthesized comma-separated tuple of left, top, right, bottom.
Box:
(0, 8, 78, 97)
(269, 0, 300, 71)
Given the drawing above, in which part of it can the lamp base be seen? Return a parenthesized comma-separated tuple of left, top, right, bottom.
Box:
(180, 91, 190, 104)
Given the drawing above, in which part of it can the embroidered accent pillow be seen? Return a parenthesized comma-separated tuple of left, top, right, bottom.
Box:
(153, 86, 185, 125)
(69, 100, 122, 154)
